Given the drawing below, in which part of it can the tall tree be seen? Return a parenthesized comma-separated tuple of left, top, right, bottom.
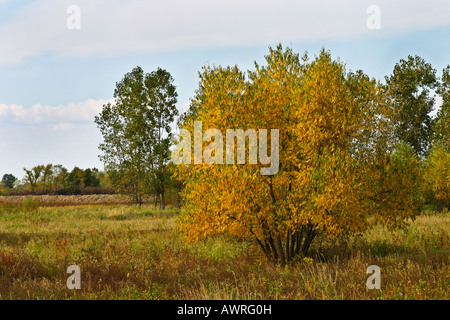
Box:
(433, 65, 450, 150)
(385, 55, 437, 157)
(95, 66, 178, 206)
(146, 68, 178, 209)
(424, 65, 450, 210)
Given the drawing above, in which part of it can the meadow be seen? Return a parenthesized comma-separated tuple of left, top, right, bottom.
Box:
(0, 197, 448, 300)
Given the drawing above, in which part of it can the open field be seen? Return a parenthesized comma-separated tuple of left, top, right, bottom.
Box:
(0, 200, 448, 300)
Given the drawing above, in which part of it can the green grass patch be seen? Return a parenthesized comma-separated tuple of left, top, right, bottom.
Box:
(0, 203, 448, 299)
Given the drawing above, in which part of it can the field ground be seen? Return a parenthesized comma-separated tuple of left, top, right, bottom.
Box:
(0, 194, 130, 206)
(0, 199, 448, 300)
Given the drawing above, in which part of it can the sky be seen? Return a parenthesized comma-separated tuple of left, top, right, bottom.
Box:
(0, 0, 449, 179)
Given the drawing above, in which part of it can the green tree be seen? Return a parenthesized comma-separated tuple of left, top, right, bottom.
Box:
(67, 167, 85, 189)
(52, 164, 69, 190)
(433, 65, 450, 150)
(41, 164, 53, 192)
(146, 68, 178, 209)
(23, 165, 44, 192)
(373, 142, 425, 220)
(97, 170, 113, 189)
(1, 174, 17, 189)
(83, 168, 100, 188)
(424, 143, 450, 210)
(95, 66, 178, 206)
(385, 55, 438, 157)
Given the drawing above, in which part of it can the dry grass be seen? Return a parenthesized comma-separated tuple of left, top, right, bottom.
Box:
(0, 201, 448, 300)
(0, 194, 131, 206)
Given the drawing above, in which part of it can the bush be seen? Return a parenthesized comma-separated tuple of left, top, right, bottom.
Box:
(20, 196, 41, 213)
(0, 196, 40, 214)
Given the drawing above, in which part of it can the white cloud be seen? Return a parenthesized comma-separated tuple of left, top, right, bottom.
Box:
(0, 0, 449, 66)
(50, 122, 76, 132)
(0, 103, 9, 116)
(0, 98, 114, 127)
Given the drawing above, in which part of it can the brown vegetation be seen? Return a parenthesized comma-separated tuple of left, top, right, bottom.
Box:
(0, 194, 130, 206)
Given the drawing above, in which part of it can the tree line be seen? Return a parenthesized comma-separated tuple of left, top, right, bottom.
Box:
(0, 165, 112, 195)
(1, 161, 182, 205)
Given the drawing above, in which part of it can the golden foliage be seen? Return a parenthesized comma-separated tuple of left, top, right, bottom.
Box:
(424, 144, 450, 208)
(176, 45, 423, 264)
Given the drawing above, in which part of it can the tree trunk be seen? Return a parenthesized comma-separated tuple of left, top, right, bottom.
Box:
(275, 235, 286, 266)
(155, 194, 160, 209)
(160, 189, 165, 210)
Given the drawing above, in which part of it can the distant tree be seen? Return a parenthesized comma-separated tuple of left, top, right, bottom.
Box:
(52, 164, 69, 190)
(41, 164, 54, 192)
(67, 167, 85, 189)
(97, 170, 113, 189)
(385, 55, 438, 157)
(1, 174, 17, 189)
(83, 168, 100, 188)
(23, 165, 44, 192)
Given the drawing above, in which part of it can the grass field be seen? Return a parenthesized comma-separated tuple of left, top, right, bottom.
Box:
(0, 198, 448, 300)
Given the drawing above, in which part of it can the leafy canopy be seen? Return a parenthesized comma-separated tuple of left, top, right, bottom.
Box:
(95, 66, 178, 205)
(176, 45, 422, 264)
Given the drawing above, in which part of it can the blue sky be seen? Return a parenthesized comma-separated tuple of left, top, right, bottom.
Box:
(1, 0, 449, 179)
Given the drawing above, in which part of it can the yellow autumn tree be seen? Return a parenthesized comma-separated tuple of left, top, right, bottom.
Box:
(175, 45, 422, 264)
(423, 65, 450, 210)
(424, 144, 450, 210)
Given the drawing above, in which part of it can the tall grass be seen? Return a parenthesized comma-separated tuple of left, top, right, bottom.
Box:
(0, 201, 448, 299)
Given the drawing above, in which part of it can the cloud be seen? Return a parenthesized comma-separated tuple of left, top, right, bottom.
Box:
(0, 98, 191, 131)
(0, 103, 9, 117)
(0, 0, 449, 66)
(0, 98, 114, 127)
(50, 122, 76, 132)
